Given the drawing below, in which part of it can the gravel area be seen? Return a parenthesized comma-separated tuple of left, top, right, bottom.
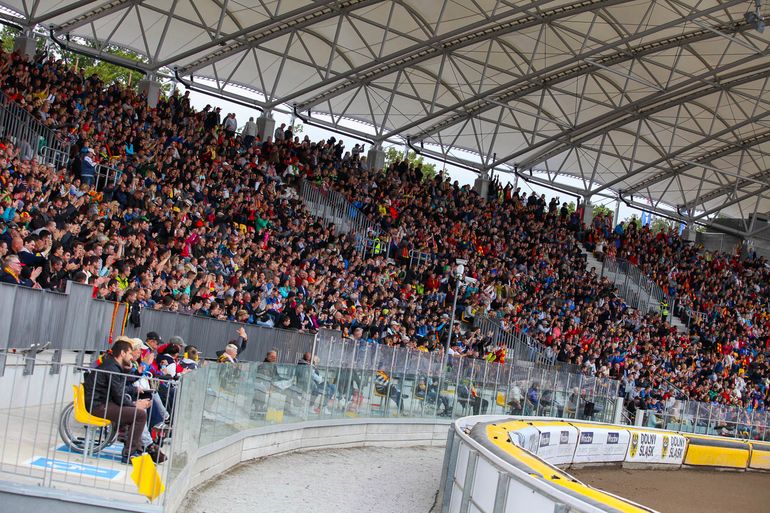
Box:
(183, 445, 445, 513)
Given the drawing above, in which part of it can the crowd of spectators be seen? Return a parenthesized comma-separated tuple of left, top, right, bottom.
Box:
(584, 212, 770, 411)
(0, 47, 769, 417)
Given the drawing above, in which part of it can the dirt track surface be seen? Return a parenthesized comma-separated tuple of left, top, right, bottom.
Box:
(570, 467, 770, 513)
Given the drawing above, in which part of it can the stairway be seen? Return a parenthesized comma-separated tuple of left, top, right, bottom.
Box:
(578, 245, 689, 335)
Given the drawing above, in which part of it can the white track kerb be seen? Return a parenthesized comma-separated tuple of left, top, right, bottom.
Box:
(442, 415, 770, 513)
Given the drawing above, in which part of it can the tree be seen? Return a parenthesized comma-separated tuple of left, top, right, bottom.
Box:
(593, 203, 614, 220)
(383, 146, 437, 179)
(565, 201, 576, 214)
(0, 26, 16, 52)
(649, 216, 676, 234)
(626, 214, 642, 230)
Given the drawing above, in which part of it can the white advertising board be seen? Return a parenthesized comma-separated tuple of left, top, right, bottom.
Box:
(534, 425, 579, 466)
(625, 430, 686, 465)
(572, 427, 630, 464)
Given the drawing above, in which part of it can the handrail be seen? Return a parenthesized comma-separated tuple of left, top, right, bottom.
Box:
(473, 313, 582, 374)
(0, 88, 71, 165)
(600, 254, 670, 317)
(298, 178, 391, 257)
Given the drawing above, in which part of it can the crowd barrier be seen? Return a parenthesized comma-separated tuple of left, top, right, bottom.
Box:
(0, 280, 316, 374)
(443, 416, 770, 513)
(0, 89, 71, 165)
(473, 314, 582, 374)
(600, 256, 668, 317)
(0, 334, 621, 513)
(637, 398, 770, 442)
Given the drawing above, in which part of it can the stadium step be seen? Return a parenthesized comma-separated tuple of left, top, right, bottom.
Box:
(579, 245, 689, 335)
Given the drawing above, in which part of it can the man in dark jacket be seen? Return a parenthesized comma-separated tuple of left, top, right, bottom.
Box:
(83, 339, 151, 463)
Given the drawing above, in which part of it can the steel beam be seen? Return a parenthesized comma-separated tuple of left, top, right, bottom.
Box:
(505, 55, 770, 174)
(283, 0, 624, 112)
(390, 13, 747, 142)
(53, 0, 141, 34)
(167, 0, 377, 71)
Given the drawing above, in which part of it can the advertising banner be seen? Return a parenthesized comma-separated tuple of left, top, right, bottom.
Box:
(572, 427, 629, 463)
(626, 430, 686, 465)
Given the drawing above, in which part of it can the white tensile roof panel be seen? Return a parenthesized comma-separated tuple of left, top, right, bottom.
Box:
(3, 0, 770, 226)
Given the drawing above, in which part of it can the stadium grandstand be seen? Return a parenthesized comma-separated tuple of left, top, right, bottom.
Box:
(0, 1, 768, 512)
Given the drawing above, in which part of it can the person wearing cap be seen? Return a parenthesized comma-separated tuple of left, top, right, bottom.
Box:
(80, 147, 96, 186)
(0, 254, 41, 287)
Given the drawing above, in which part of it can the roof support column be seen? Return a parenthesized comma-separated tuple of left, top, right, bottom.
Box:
(582, 195, 593, 227)
(257, 112, 276, 142)
(682, 209, 697, 242)
(13, 29, 36, 60)
(138, 73, 161, 108)
(366, 143, 385, 171)
(473, 168, 492, 201)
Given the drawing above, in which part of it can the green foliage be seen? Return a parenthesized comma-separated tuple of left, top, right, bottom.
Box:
(383, 146, 437, 179)
(625, 213, 677, 234)
(626, 214, 642, 230)
(60, 45, 143, 89)
(0, 26, 16, 52)
(649, 216, 676, 234)
(292, 123, 304, 135)
(592, 203, 614, 219)
(565, 201, 576, 214)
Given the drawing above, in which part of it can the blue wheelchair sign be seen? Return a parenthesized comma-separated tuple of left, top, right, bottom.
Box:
(30, 457, 121, 479)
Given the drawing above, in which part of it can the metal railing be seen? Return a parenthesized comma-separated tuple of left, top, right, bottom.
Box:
(0, 334, 620, 510)
(94, 162, 123, 190)
(0, 280, 316, 374)
(473, 314, 582, 374)
(639, 398, 770, 441)
(166, 342, 620, 506)
(0, 89, 70, 165)
(0, 353, 176, 507)
(600, 255, 669, 317)
(39, 145, 70, 169)
(299, 178, 390, 255)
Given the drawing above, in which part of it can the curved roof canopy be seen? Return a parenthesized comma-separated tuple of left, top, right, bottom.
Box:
(4, 0, 770, 232)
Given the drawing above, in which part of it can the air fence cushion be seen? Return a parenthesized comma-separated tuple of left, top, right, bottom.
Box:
(533, 425, 579, 466)
(748, 441, 770, 470)
(683, 436, 750, 469)
(571, 426, 630, 464)
(508, 426, 540, 454)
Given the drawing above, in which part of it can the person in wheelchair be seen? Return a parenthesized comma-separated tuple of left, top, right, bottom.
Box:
(83, 339, 163, 464)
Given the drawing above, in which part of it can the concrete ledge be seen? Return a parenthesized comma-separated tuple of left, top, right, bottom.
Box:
(0, 479, 160, 513)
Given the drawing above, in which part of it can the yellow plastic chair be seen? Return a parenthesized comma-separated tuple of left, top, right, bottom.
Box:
(72, 384, 111, 461)
(496, 392, 506, 410)
(371, 388, 388, 416)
